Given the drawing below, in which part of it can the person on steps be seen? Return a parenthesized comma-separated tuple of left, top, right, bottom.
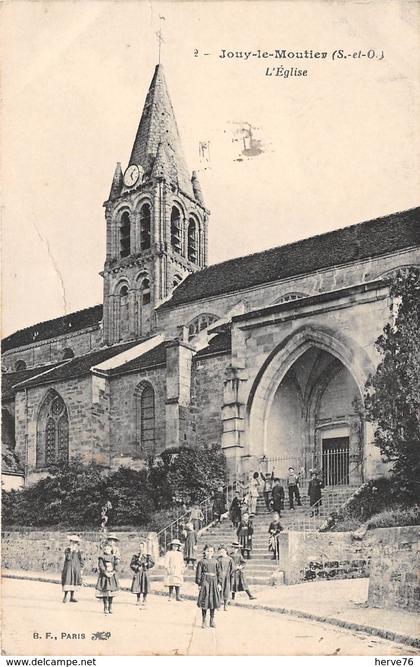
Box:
(308, 471, 324, 516)
(237, 511, 253, 559)
(287, 467, 302, 509)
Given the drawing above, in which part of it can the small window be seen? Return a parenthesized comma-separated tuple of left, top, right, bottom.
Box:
(62, 348, 74, 360)
(140, 204, 151, 251)
(120, 211, 131, 258)
(187, 313, 219, 341)
(171, 207, 182, 254)
(15, 360, 27, 371)
(141, 278, 151, 305)
(187, 218, 198, 263)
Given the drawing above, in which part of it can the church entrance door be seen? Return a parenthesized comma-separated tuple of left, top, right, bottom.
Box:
(321, 437, 350, 486)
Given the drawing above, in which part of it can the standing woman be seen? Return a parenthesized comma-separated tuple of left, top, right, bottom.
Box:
(196, 544, 222, 628)
(163, 538, 185, 601)
(95, 544, 119, 614)
(61, 535, 83, 603)
(130, 541, 155, 607)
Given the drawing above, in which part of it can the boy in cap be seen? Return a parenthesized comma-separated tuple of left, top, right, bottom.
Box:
(61, 535, 83, 603)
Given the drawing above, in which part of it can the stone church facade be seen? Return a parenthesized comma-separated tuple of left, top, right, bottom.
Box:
(2, 64, 420, 487)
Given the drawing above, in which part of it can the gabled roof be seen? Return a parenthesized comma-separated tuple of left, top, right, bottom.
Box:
(158, 207, 420, 310)
(2, 304, 103, 353)
(129, 64, 194, 197)
(14, 341, 140, 390)
(2, 362, 69, 400)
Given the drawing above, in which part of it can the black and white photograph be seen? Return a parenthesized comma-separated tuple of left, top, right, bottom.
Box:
(1, 0, 419, 661)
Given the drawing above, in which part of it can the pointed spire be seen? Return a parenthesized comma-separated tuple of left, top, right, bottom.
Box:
(129, 65, 194, 197)
(109, 162, 123, 200)
(191, 171, 204, 205)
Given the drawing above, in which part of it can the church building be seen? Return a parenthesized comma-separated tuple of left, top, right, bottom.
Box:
(2, 64, 420, 488)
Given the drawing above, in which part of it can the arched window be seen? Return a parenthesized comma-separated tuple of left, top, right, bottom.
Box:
(272, 292, 308, 305)
(119, 284, 129, 338)
(187, 313, 219, 341)
(62, 348, 74, 360)
(36, 390, 69, 468)
(120, 211, 131, 258)
(140, 278, 151, 305)
(140, 204, 151, 251)
(171, 207, 182, 254)
(14, 360, 27, 371)
(187, 218, 198, 263)
(135, 383, 155, 455)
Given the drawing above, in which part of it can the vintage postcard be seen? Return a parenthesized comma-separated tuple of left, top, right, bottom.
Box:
(1, 0, 419, 660)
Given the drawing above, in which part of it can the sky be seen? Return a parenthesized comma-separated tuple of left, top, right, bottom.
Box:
(1, 0, 419, 337)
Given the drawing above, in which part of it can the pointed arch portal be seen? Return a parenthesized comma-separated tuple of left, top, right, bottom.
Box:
(247, 325, 375, 484)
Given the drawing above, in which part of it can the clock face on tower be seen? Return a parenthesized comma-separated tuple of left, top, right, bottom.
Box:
(123, 164, 140, 187)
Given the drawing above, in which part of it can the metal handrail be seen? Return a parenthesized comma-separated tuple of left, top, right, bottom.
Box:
(285, 456, 366, 534)
(156, 493, 215, 554)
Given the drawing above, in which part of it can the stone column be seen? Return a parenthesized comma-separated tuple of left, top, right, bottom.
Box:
(221, 365, 247, 477)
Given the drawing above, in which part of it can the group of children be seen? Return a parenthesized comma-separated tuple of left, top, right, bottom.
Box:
(60, 532, 256, 627)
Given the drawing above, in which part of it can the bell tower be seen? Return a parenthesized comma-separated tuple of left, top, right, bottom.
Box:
(102, 64, 209, 344)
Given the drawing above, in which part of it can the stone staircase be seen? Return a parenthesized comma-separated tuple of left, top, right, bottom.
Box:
(151, 486, 358, 586)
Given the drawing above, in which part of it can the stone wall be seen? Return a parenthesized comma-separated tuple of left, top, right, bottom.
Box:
(109, 367, 166, 460)
(278, 530, 374, 585)
(368, 526, 419, 613)
(15, 376, 110, 482)
(1, 530, 150, 580)
(192, 352, 229, 448)
(2, 326, 103, 372)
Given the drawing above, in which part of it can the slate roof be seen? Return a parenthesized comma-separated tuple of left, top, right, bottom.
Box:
(158, 207, 420, 310)
(14, 341, 141, 390)
(2, 362, 69, 400)
(195, 331, 232, 358)
(106, 341, 167, 376)
(128, 65, 194, 198)
(2, 305, 103, 353)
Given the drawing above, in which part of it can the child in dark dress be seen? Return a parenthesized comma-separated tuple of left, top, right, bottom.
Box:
(130, 541, 155, 608)
(237, 512, 253, 559)
(183, 522, 198, 568)
(217, 545, 233, 611)
(95, 545, 119, 614)
(196, 544, 222, 628)
(268, 512, 284, 561)
(61, 535, 84, 603)
(230, 542, 256, 601)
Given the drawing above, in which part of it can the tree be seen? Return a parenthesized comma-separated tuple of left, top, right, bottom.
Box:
(364, 267, 420, 500)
